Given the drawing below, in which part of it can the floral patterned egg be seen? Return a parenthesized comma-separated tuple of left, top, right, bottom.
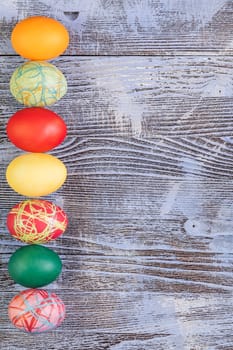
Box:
(10, 61, 67, 106)
(7, 199, 68, 244)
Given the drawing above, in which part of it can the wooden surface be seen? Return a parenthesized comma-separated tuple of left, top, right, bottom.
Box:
(1, 1, 233, 349)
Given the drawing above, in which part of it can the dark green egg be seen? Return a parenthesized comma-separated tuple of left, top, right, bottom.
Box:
(8, 244, 62, 288)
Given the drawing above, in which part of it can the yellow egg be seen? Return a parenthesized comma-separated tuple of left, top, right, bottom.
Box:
(6, 153, 67, 197)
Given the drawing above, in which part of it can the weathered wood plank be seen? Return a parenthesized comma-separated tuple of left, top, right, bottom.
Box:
(2, 56, 233, 138)
(1, 2, 233, 347)
(1, 251, 233, 293)
(1, 291, 233, 349)
(1, 0, 233, 55)
(1, 104, 233, 345)
(2, 136, 233, 191)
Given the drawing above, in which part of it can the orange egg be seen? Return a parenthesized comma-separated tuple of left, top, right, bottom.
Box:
(11, 16, 69, 60)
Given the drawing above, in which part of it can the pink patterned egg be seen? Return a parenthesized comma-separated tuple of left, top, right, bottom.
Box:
(8, 289, 66, 333)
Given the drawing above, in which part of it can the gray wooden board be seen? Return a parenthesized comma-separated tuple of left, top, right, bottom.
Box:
(1, 291, 233, 349)
(2, 56, 233, 138)
(1, 0, 233, 55)
(1, 153, 233, 348)
(1, 0, 233, 349)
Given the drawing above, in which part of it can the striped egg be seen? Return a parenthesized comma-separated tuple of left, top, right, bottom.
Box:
(8, 289, 66, 333)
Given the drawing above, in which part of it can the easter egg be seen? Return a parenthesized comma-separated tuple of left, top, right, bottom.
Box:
(8, 245, 62, 288)
(7, 107, 67, 152)
(6, 153, 67, 197)
(10, 61, 67, 107)
(7, 199, 68, 244)
(11, 16, 69, 61)
(8, 289, 65, 333)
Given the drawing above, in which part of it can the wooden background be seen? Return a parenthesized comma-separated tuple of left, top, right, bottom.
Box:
(1, 0, 233, 349)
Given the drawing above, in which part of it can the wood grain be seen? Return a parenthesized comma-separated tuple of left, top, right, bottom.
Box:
(1, 1, 233, 349)
(3, 136, 233, 182)
(2, 66, 233, 347)
(2, 56, 233, 138)
(2, 133, 233, 347)
(2, 139, 233, 295)
(1, 290, 233, 349)
(1, 0, 233, 55)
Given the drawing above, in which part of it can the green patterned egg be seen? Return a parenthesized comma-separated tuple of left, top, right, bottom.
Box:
(10, 61, 67, 107)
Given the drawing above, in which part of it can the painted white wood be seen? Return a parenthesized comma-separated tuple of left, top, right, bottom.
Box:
(0, 0, 232, 54)
(2, 56, 233, 138)
(1, 1, 233, 349)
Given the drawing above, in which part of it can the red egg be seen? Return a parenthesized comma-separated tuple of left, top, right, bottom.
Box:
(6, 107, 67, 152)
(7, 199, 68, 244)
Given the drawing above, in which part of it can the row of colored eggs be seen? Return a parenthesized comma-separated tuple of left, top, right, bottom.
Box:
(7, 16, 70, 333)
(8, 200, 67, 333)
